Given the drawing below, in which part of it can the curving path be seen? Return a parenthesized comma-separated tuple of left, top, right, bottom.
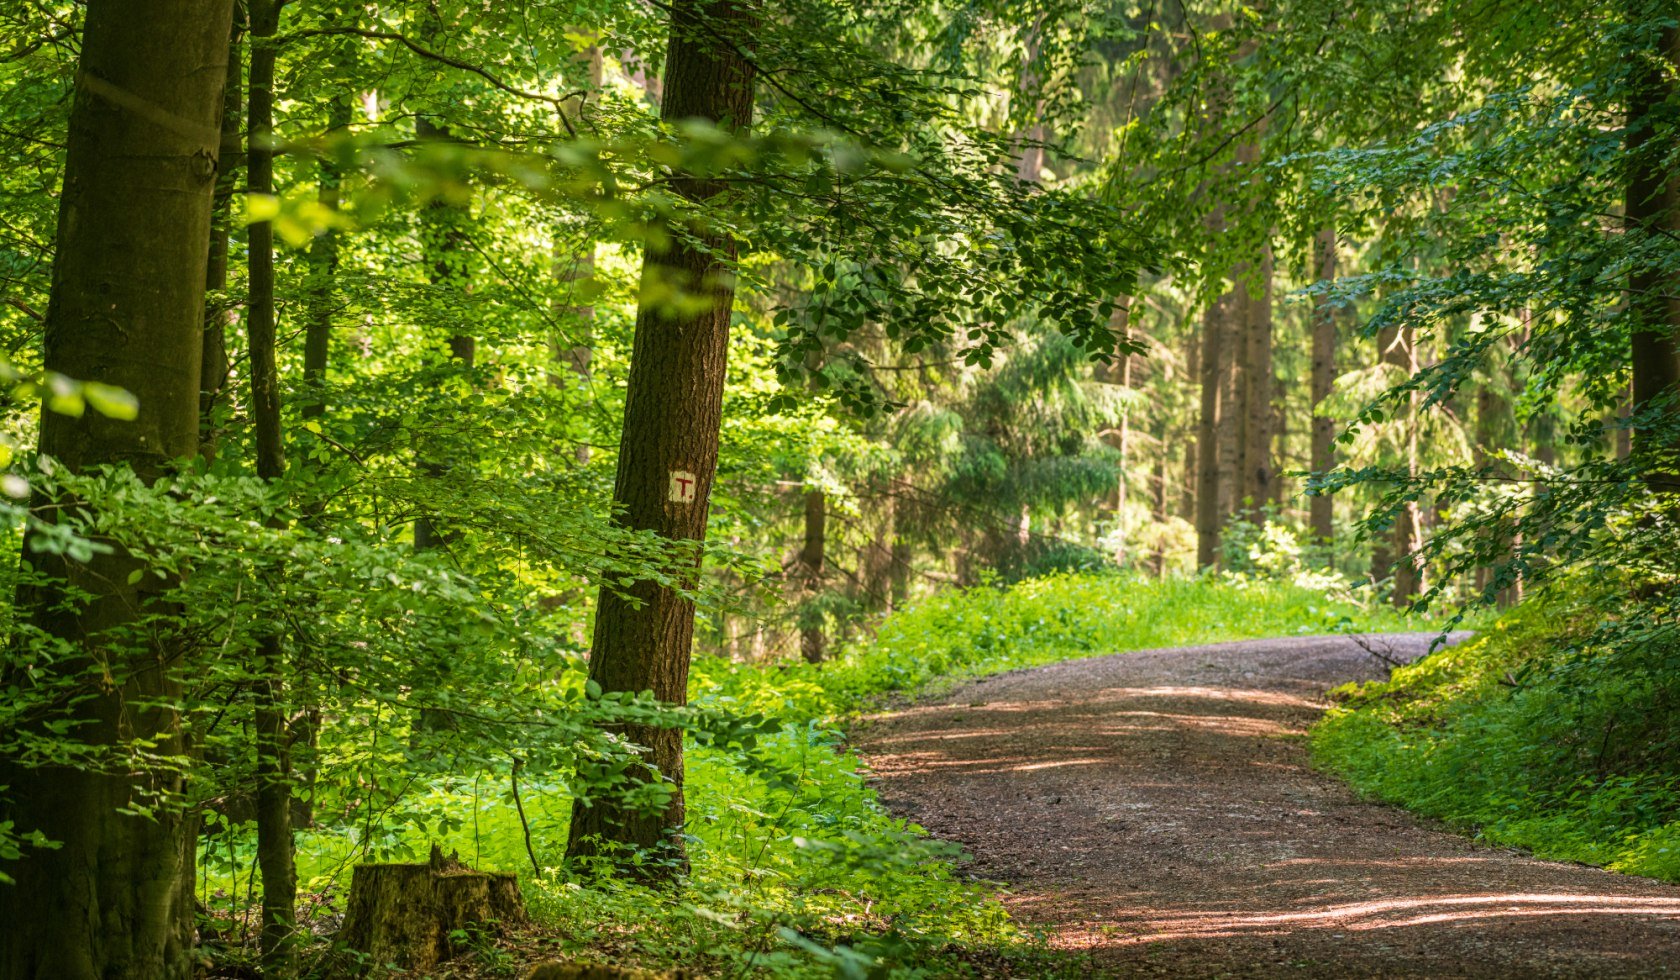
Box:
(854, 634, 1680, 977)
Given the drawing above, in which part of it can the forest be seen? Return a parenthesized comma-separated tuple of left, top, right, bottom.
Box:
(3, 0, 1680, 977)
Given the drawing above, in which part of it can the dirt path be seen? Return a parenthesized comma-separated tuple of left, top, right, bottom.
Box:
(854, 634, 1680, 977)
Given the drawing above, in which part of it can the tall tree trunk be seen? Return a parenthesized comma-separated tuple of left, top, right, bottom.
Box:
(1153, 403, 1170, 578)
(413, 115, 474, 553)
(552, 43, 604, 465)
(0, 0, 234, 974)
(565, 0, 756, 876)
(1196, 290, 1233, 569)
(1240, 240, 1274, 518)
(1626, 10, 1680, 480)
(1102, 305, 1133, 559)
(247, 1, 298, 967)
(1309, 228, 1337, 544)
(1215, 293, 1242, 530)
(1377, 322, 1424, 606)
(799, 490, 826, 663)
(1627, 11, 1680, 483)
(201, 20, 245, 460)
(302, 97, 349, 421)
(1182, 329, 1199, 523)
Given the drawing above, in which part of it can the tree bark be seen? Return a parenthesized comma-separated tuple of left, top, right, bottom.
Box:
(413, 114, 474, 554)
(1626, 12, 1680, 481)
(247, 2, 299, 968)
(302, 96, 350, 421)
(201, 20, 245, 460)
(1377, 322, 1424, 606)
(799, 490, 826, 663)
(1196, 290, 1233, 569)
(1182, 329, 1199, 523)
(1309, 228, 1337, 543)
(551, 43, 604, 465)
(565, 0, 756, 876)
(0, 0, 234, 975)
(1239, 240, 1274, 518)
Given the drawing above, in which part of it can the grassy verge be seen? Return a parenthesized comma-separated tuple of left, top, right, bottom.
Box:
(1313, 584, 1680, 885)
(276, 572, 1420, 977)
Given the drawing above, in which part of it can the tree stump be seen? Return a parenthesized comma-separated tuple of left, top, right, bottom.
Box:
(337, 845, 526, 974)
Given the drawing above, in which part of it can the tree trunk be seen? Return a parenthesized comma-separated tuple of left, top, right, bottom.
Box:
(1181, 330, 1199, 523)
(1377, 322, 1424, 606)
(201, 20, 245, 460)
(1309, 228, 1337, 543)
(1103, 305, 1133, 560)
(799, 490, 826, 663)
(1239, 241, 1274, 519)
(337, 845, 525, 975)
(861, 481, 896, 612)
(1153, 407, 1170, 578)
(413, 114, 474, 553)
(1196, 290, 1233, 569)
(1626, 12, 1680, 481)
(551, 43, 604, 465)
(247, 2, 298, 967)
(302, 96, 349, 421)
(0, 0, 234, 975)
(565, 0, 756, 876)
(1215, 290, 1243, 531)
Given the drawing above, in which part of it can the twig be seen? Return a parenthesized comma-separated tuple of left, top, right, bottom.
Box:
(510, 757, 543, 879)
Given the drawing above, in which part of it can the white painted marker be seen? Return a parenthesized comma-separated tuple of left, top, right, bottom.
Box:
(668, 470, 697, 503)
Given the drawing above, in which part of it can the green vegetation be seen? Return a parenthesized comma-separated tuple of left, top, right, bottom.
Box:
(1316, 584, 1680, 884)
(5, 0, 1680, 975)
(213, 572, 1405, 977)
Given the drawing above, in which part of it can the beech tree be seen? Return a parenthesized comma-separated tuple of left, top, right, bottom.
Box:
(0, 0, 235, 974)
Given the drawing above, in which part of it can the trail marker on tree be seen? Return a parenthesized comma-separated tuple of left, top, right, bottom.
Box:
(668, 470, 697, 503)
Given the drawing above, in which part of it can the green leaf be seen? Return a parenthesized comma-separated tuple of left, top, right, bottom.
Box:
(82, 383, 139, 421)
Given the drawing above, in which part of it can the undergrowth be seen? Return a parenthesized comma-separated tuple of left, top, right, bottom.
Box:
(247, 572, 1418, 977)
(1314, 580, 1680, 885)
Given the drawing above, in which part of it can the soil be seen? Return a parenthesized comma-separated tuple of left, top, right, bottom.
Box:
(853, 633, 1680, 978)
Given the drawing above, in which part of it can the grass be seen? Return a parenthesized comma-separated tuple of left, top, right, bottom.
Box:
(1313, 582, 1680, 885)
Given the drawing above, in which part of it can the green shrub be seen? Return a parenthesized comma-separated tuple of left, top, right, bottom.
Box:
(1314, 582, 1680, 883)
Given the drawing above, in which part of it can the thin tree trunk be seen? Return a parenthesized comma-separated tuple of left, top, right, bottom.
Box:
(413, 115, 474, 554)
(1627, 11, 1680, 482)
(1215, 293, 1242, 528)
(1196, 290, 1232, 569)
(1153, 406, 1170, 578)
(1182, 330, 1199, 523)
(302, 96, 349, 421)
(202, 20, 245, 460)
(0, 0, 234, 974)
(799, 490, 826, 663)
(1238, 241, 1274, 519)
(565, 0, 756, 876)
(551, 43, 603, 465)
(862, 481, 896, 612)
(1473, 332, 1507, 600)
(247, 2, 297, 967)
(1309, 228, 1336, 543)
(1377, 322, 1424, 606)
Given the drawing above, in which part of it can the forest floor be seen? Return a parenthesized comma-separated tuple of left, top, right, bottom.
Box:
(854, 633, 1680, 978)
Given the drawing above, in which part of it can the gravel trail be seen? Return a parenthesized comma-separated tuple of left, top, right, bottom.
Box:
(854, 633, 1680, 977)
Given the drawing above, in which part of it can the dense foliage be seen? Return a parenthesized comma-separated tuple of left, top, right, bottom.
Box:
(3, 0, 1679, 976)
